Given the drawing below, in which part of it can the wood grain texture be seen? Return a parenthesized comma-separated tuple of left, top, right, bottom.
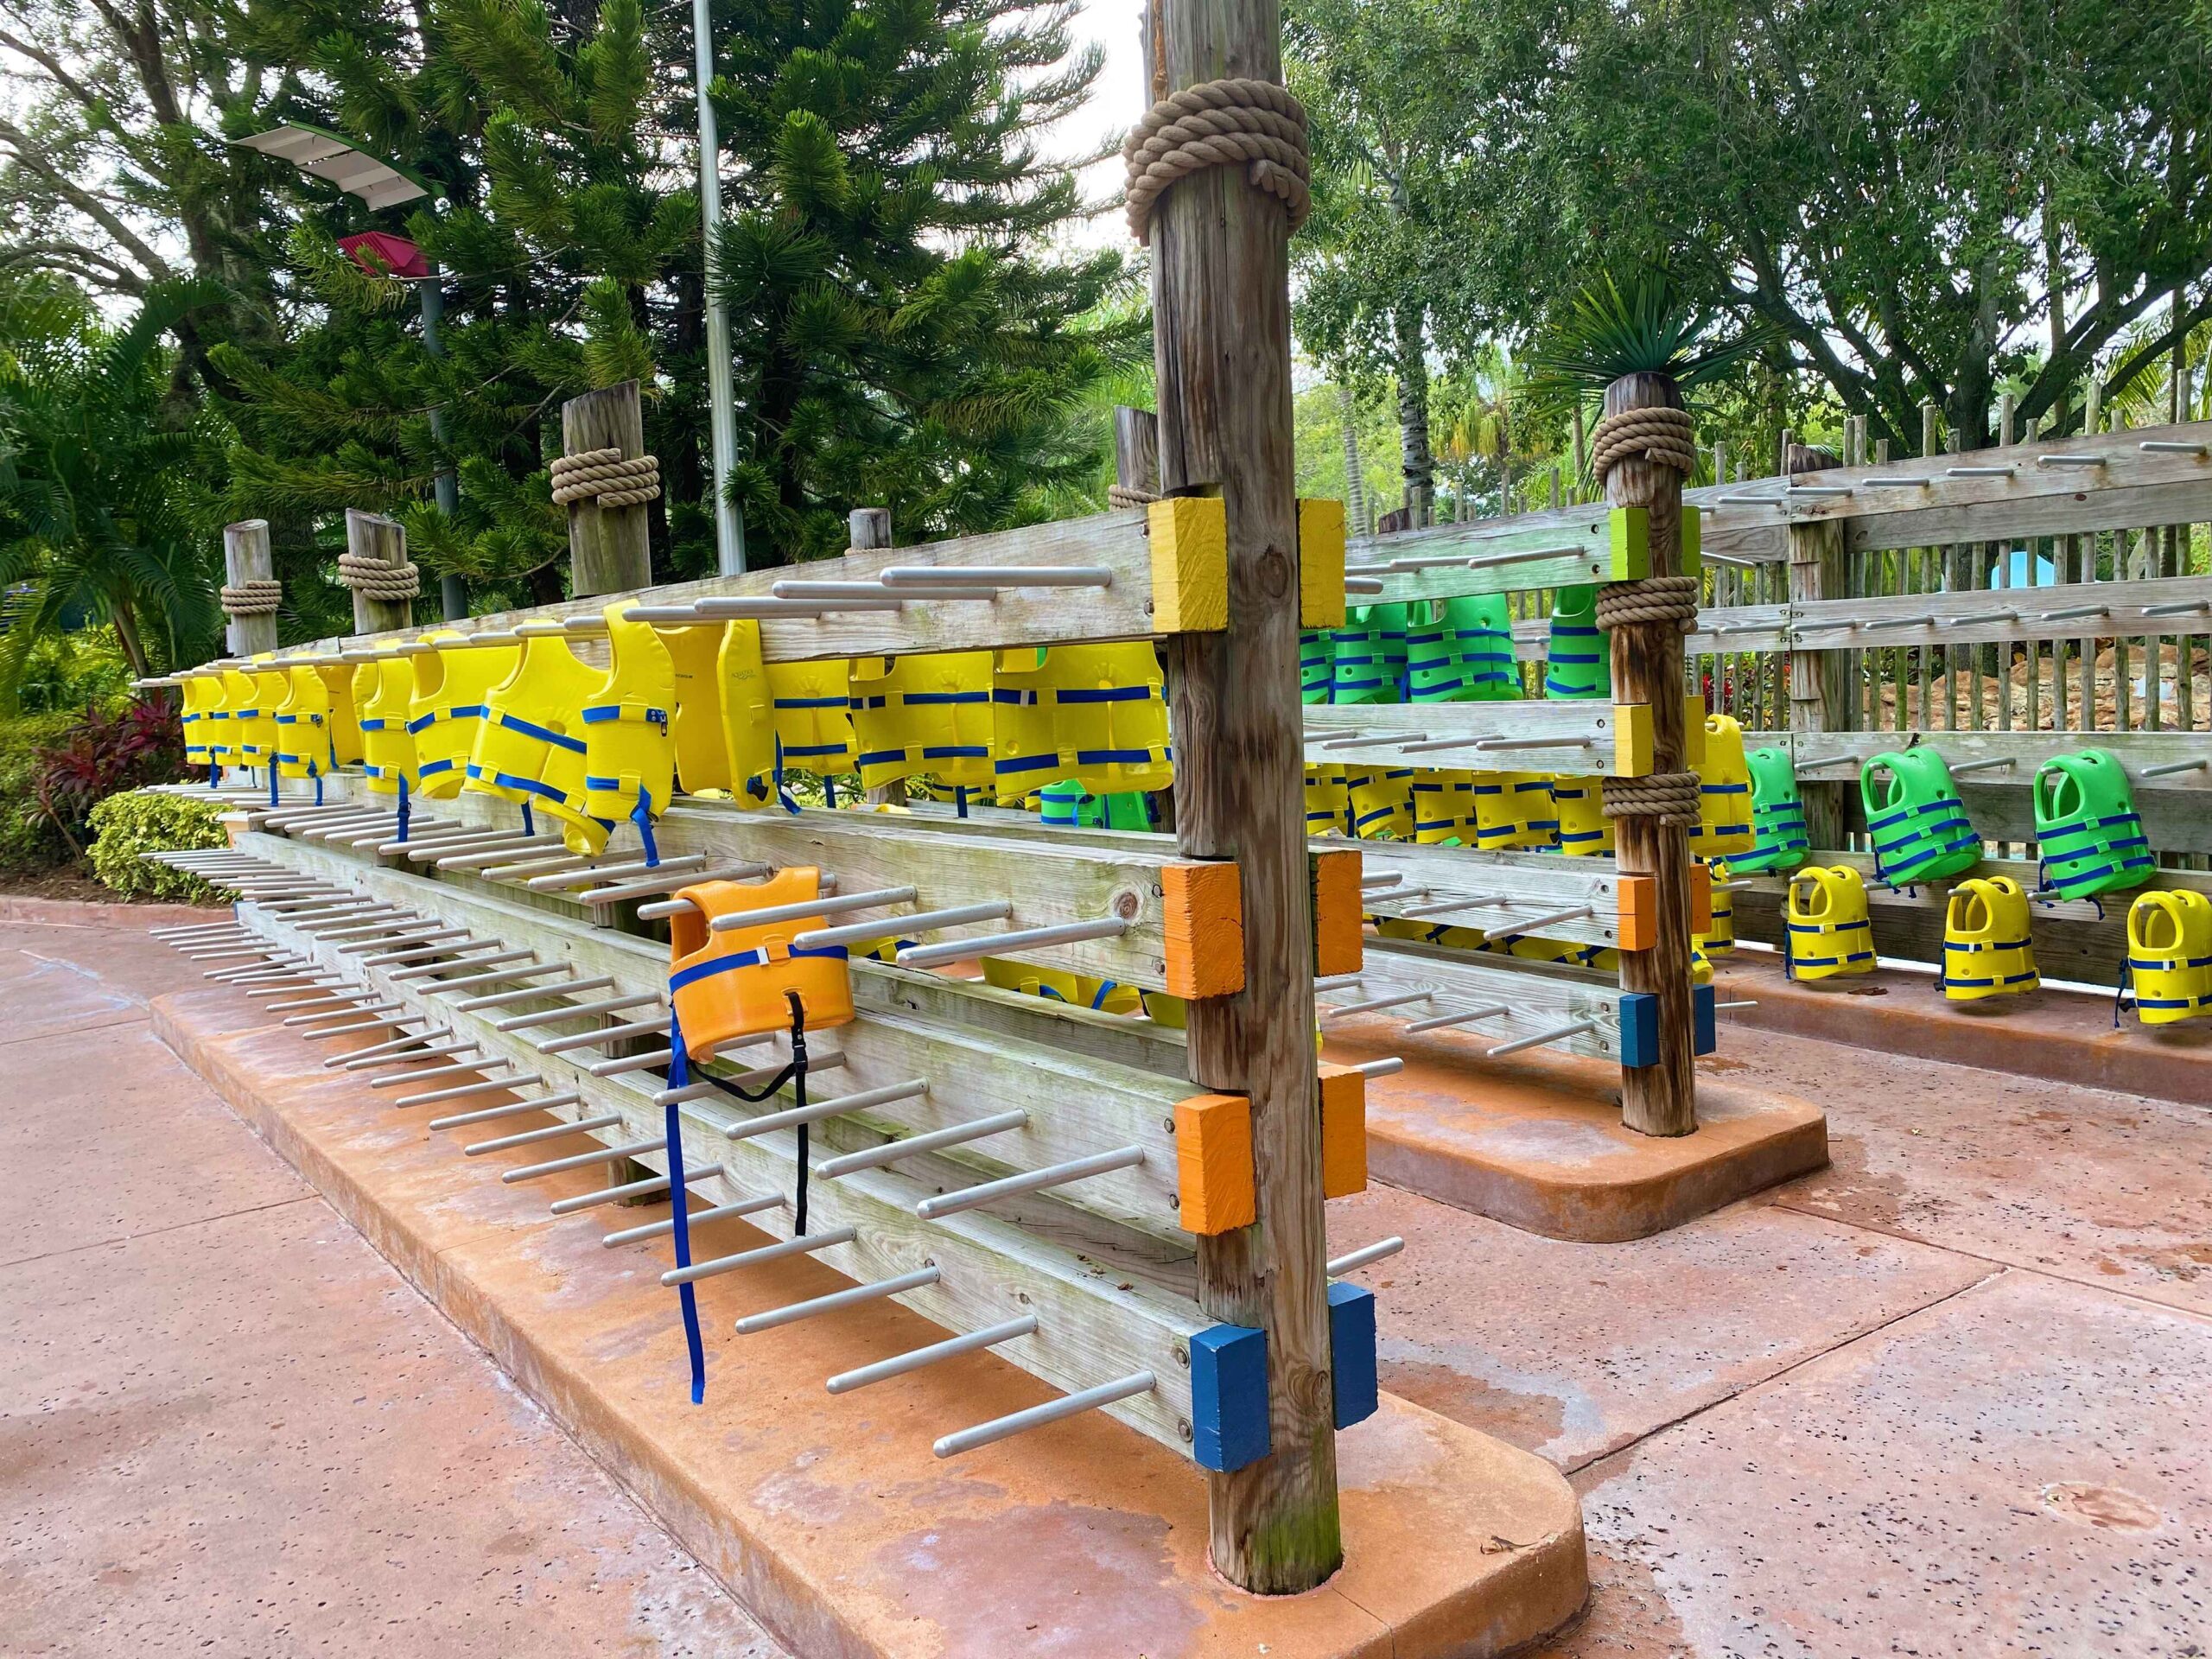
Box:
(343, 510, 414, 635)
(1605, 373, 1698, 1137)
(1160, 861, 1245, 999)
(563, 380, 654, 597)
(1300, 700, 1625, 774)
(1785, 444, 1855, 851)
(1332, 937, 1628, 1060)
(1149, 0, 1339, 1586)
(1173, 1093, 1255, 1235)
(1690, 572, 2212, 653)
(222, 519, 279, 656)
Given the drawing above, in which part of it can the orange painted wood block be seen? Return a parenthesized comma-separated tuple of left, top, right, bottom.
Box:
(1617, 874, 1657, 951)
(1688, 861, 1713, 931)
(1318, 1063, 1369, 1198)
(1173, 1092, 1255, 1234)
(1310, 848, 1364, 978)
(1161, 861, 1244, 999)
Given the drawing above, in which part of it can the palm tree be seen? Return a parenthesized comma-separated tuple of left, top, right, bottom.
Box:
(0, 280, 224, 700)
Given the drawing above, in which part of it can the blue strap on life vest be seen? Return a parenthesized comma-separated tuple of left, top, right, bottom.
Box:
(663, 1004, 709, 1406)
(492, 710, 588, 753)
(521, 801, 535, 836)
(395, 776, 410, 842)
(632, 798, 659, 868)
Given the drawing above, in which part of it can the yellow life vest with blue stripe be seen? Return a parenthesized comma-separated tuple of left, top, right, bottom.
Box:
(1689, 714, 1755, 857)
(717, 620, 779, 810)
(1346, 767, 1414, 839)
(1784, 866, 1876, 981)
(1409, 770, 1471, 843)
(466, 632, 601, 836)
(765, 658, 858, 779)
(222, 662, 279, 770)
(1048, 642, 1173, 795)
(270, 660, 333, 779)
(2125, 890, 2212, 1025)
(1695, 856, 1735, 957)
(1553, 776, 1613, 855)
(353, 658, 420, 797)
(1304, 765, 1351, 836)
(1940, 876, 2037, 1001)
(578, 601, 677, 849)
(991, 648, 1059, 802)
(851, 652, 996, 791)
(408, 632, 518, 799)
(181, 671, 221, 766)
(1469, 771, 1558, 849)
(661, 621, 729, 794)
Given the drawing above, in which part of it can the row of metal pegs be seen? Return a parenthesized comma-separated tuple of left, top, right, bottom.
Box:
(151, 848, 1407, 1459)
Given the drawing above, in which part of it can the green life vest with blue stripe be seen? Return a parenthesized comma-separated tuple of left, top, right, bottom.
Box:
(1330, 604, 1407, 703)
(1544, 585, 1609, 698)
(1738, 745, 1809, 873)
(2032, 749, 2156, 900)
(1860, 749, 1980, 885)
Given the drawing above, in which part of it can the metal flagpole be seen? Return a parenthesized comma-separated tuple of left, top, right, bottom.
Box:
(692, 0, 747, 574)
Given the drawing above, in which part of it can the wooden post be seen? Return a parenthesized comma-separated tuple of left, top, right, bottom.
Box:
(1146, 0, 1339, 1592)
(343, 510, 415, 635)
(1784, 442, 1852, 848)
(1605, 373, 1697, 1138)
(563, 380, 654, 597)
(1113, 409, 1179, 836)
(222, 518, 279, 657)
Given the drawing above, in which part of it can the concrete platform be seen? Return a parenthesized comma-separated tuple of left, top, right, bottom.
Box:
(1713, 948, 2211, 1106)
(151, 987, 1589, 1659)
(1321, 1018, 1828, 1243)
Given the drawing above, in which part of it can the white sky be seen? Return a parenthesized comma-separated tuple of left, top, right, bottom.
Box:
(1053, 0, 1148, 250)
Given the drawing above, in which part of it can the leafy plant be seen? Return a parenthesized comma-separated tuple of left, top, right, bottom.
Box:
(28, 698, 191, 861)
(86, 790, 231, 903)
(0, 711, 79, 872)
(1527, 267, 1763, 396)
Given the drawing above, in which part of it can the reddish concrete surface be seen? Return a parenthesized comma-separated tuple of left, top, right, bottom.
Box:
(155, 988, 1589, 1659)
(0, 922, 789, 1658)
(17, 909, 2212, 1657)
(1322, 1016, 1827, 1241)
(1714, 946, 2212, 1105)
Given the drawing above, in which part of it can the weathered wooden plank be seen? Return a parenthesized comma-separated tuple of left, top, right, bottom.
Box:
(1343, 938, 1628, 1062)
(1847, 477, 2212, 553)
(1767, 729, 2212, 794)
(229, 832, 1198, 1244)
(1355, 841, 1640, 950)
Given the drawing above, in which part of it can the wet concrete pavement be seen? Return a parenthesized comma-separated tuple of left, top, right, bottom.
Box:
(0, 908, 788, 1658)
(6, 905, 2209, 1656)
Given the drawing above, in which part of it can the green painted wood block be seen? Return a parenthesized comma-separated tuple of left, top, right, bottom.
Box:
(1606, 507, 1651, 580)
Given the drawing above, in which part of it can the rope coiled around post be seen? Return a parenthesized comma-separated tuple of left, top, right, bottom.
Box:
(550, 447, 662, 508)
(1105, 484, 1159, 510)
(1122, 78, 1311, 245)
(1589, 405, 1699, 482)
(335, 553, 422, 602)
(219, 579, 283, 618)
(1601, 771, 1702, 824)
(1595, 574, 1700, 632)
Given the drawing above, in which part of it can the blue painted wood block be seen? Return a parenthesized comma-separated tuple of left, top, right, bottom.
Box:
(1694, 982, 1718, 1055)
(1327, 1282, 1378, 1429)
(1189, 1322, 1268, 1471)
(1618, 990, 1661, 1067)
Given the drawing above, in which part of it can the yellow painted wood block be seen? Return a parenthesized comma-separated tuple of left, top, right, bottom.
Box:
(1309, 848, 1364, 978)
(1683, 695, 1708, 767)
(1298, 498, 1348, 628)
(1147, 497, 1228, 632)
(1317, 1064, 1369, 1198)
(1162, 860, 1245, 999)
(1611, 702, 1656, 777)
(1174, 1093, 1255, 1234)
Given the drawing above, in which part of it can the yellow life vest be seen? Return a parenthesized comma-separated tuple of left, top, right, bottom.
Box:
(982, 957, 1143, 1014)
(180, 671, 221, 766)
(660, 621, 730, 794)
(1347, 767, 1414, 840)
(1375, 916, 1487, 950)
(765, 658, 858, 779)
(1784, 866, 1876, 981)
(850, 652, 995, 791)
(1689, 939, 1713, 986)
(314, 662, 363, 766)
(1696, 856, 1736, 957)
(1469, 772, 1557, 850)
(579, 601, 678, 848)
(1304, 765, 1351, 836)
(1940, 876, 2037, 1001)
(990, 648, 1059, 804)
(1409, 770, 1471, 844)
(270, 659, 333, 779)
(1048, 642, 1173, 795)
(353, 658, 420, 797)
(1554, 776, 1614, 855)
(466, 633, 601, 836)
(1690, 714, 1756, 857)
(716, 620, 779, 810)
(222, 662, 279, 770)
(408, 632, 518, 799)
(667, 870, 856, 1055)
(2125, 890, 2212, 1026)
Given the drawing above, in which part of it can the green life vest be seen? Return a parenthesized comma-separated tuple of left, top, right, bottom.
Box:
(1407, 594, 1517, 702)
(1330, 604, 1408, 703)
(1300, 630, 1335, 704)
(1544, 585, 1609, 698)
(2033, 749, 2156, 900)
(1738, 745, 1810, 873)
(1860, 749, 1980, 885)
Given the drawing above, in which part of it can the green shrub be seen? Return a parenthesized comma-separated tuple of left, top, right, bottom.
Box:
(0, 712, 79, 872)
(86, 791, 231, 903)
(13, 627, 133, 715)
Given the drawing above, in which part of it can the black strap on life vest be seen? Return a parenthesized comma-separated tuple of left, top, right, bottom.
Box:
(683, 991, 812, 1236)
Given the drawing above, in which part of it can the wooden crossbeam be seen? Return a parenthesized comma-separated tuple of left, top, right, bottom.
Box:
(1354, 842, 1641, 950)
(1768, 729, 2212, 793)
(1338, 938, 1627, 1063)
(1688, 574, 2212, 655)
(1301, 701, 1634, 776)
